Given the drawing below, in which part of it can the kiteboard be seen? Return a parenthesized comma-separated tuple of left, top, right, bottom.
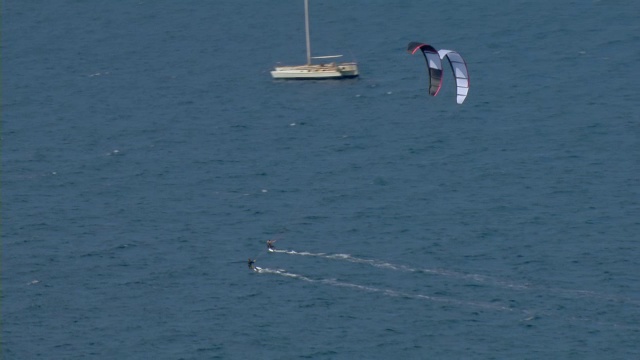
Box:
(268, 248, 275, 253)
(253, 266, 262, 272)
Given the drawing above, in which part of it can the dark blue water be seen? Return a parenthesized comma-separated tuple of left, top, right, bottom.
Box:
(3, 0, 640, 358)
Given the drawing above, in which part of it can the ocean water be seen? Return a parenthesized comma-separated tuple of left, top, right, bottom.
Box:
(3, 0, 640, 359)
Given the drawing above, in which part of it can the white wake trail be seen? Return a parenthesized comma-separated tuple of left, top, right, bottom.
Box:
(255, 266, 640, 330)
(254, 266, 516, 313)
(271, 249, 640, 306)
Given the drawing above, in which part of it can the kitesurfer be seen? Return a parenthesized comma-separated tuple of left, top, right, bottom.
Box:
(267, 239, 276, 250)
(248, 258, 256, 269)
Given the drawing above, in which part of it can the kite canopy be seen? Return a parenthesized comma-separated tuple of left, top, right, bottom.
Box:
(407, 42, 443, 96)
(438, 49, 470, 104)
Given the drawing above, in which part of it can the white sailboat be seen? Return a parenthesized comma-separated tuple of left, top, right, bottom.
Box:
(271, 0, 359, 80)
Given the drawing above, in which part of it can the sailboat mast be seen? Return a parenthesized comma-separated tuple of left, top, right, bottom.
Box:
(304, 0, 311, 65)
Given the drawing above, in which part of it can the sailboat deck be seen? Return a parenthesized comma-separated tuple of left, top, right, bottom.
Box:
(274, 62, 356, 71)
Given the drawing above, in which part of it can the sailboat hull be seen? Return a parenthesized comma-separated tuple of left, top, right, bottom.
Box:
(271, 63, 359, 79)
